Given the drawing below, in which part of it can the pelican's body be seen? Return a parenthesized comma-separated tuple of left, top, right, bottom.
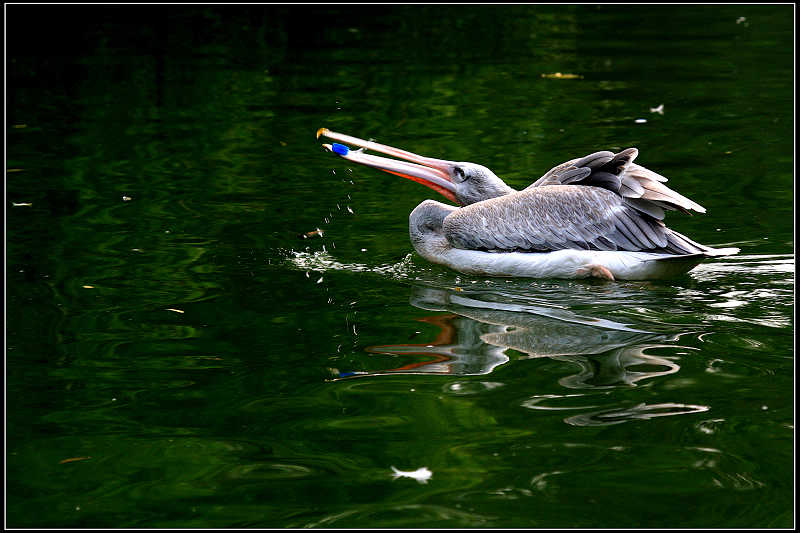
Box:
(317, 128, 738, 280)
(408, 200, 712, 281)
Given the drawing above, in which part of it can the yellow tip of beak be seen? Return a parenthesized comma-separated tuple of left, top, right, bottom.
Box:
(316, 127, 329, 140)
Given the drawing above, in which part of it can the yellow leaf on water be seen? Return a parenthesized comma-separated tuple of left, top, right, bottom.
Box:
(166, 308, 185, 314)
(59, 456, 91, 464)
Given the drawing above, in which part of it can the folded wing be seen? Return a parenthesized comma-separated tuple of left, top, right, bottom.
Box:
(442, 185, 711, 254)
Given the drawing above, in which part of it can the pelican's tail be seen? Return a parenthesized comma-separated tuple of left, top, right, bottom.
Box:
(698, 246, 740, 257)
(663, 228, 740, 257)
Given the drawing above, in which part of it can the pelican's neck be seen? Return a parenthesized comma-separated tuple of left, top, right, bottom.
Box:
(409, 200, 458, 263)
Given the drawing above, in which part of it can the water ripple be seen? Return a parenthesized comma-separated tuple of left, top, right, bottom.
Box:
(563, 402, 711, 426)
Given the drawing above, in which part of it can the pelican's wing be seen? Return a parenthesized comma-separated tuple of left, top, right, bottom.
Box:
(442, 185, 709, 254)
(526, 148, 705, 220)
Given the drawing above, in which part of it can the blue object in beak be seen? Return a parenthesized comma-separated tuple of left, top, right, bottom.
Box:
(332, 143, 350, 156)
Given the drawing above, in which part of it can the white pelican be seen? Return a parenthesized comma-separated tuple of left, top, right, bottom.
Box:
(316, 128, 738, 280)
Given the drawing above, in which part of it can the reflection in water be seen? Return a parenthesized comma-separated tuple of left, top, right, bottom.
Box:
(339, 286, 709, 426)
(333, 286, 707, 425)
(363, 312, 509, 376)
(343, 286, 683, 384)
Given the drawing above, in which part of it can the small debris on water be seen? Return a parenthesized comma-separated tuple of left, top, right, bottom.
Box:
(635, 118, 648, 124)
(12, 202, 32, 207)
(302, 228, 325, 239)
(122, 196, 132, 202)
(649, 104, 664, 114)
(391, 466, 433, 484)
(166, 308, 185, 314)
(541, 72, 583, 79)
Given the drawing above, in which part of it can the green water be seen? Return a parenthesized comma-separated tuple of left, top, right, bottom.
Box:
(6, 5, 794, 528)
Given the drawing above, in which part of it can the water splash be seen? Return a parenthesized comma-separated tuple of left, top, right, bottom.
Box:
(286, 250, 418, 281)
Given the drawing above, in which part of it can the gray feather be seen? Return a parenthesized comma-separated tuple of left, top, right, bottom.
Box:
(620, 175, 645, 197)
(574, 151, 614, 168)
(624, 198, 666, 220)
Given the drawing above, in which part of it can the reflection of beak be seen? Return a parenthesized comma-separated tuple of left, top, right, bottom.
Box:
(317, 128, 460, 204)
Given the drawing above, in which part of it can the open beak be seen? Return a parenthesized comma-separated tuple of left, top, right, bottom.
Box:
(317, 128, 460, 205)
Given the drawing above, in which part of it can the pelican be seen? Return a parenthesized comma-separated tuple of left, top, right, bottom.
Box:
(316, 128, 738, 280)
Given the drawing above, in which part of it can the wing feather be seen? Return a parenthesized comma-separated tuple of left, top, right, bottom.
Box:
(624, 198, 666, 220)
(526, 148, 706, 218)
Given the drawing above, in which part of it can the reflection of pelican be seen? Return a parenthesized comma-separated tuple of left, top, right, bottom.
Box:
(331, 285, 710, 426)
(335, 286, 683, 386)
(318, 129, 738, 280)
(363, 312, 509, 376)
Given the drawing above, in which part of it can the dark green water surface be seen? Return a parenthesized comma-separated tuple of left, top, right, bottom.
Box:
(6, 5, 794, 528)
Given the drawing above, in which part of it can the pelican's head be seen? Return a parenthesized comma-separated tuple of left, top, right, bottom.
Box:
(317, 128, 514, 206)
(443, 162, 515, 206)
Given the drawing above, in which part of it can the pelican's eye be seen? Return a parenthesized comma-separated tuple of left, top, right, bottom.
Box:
(452, 166, 467, 182)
